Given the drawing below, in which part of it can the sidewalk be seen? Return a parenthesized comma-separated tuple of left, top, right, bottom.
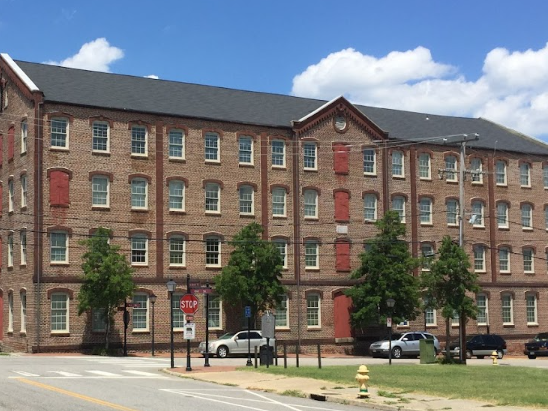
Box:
(162, 363, 534, 411)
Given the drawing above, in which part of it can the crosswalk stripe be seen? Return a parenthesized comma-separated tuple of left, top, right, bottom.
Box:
(49, 371, 81, 377)
(122, 370, 159, 377)
(86, 370, 121, 377)
(13, 371, 39, 377)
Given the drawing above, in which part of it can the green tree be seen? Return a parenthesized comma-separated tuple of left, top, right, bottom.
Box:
(214, 222, 286, 326)
(345, 210, 421, 327)
(77, 227, 136, 349)
(421, 235, 480, 360)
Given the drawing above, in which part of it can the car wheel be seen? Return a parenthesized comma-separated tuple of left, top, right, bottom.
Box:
(466, 350, 473, 359)
(216, 345, 229, 358)
(497, 350, 504, 359)
(392, 346, 403, 359)
(528, 354, 537, 360)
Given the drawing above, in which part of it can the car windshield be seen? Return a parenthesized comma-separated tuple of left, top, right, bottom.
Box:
(217, 333, 235, 340)
(534, 333, 548, 341)
(380, 333, 402, 341)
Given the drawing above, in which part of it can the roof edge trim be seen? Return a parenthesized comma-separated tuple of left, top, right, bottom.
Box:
(1, 53, 40, 92)
(295, 95, 345, 123)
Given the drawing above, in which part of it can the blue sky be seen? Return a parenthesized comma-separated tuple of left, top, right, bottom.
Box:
(2, 0, 548, 140)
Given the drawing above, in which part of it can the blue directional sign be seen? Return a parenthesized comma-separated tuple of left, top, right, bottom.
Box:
(244, 306, 251, 318)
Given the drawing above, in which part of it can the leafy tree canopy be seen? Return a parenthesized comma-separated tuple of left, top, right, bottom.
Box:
(345, 210, 421, 326)
(214, 222, 286, 324)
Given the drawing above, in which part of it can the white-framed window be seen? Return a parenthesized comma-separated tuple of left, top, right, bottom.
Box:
(132, 294, 149, 331)
(392, 151, 404, 177)
(205, 236, 221, 267)
(7, 293, 13, 333)
(8, 179, 14, 212)
(451, 311, 460, 327)
(364, 194, 377, 222)
(273, 239, 288, 268)
(20, 291, 27, 333)
(172, 292, 185, 330)
(51, 118, 68, 148)
(497, 202, 509, 228)
(208, 296, 222, 329)
(501, 294, 513, 325)
(239, 185, 254, 215)
(476, 294, 488, 325)
(7, 233, 14, 267)
(205, 182, 220, 213)
(495, 160, 507, 185)
(392, 196, 406, 222)
(51, 293, 69, 332)
(526, 294, 538, 324)
(424, 297, 436, 326)
(21, 174, 27, 208)
(304, 240, 319, 269)
(131, 235, 148, 265)
(275, 295, 289, 328)
(419, 198, 432, 224)
(131, 125, 147, 156)
(239, 135, 253, 165)
(421, 243, 434, 271)
(520, 163, 531, 187)
(446, 199, 458, 226)
(471, 201, 484, 226)
(92, 308, 107, 332)
(20, 230, 27, 266)
(473, 245, 485, 272)
(92, 121, 109, 152)
(169, 236, 186, 267)
(272, 187, 286, 217)
(545, 206, 548, 230)
(444, 155, 457, 181)
(169, 180, 185, 211)
(205, 132, 220, 162)
(92, 176, 109, 207)
(21, 119, 28, 154)
(303, 142, 317, 170)
(50, 231, 68, 263)
(499, 247, 510, 273)
(521, 204, 533, 229)
(363, 149, 376, 175)
(523, 248, 534, 273)
(544, 165, 548, 189)
(306, 293, 321, 328)
(131, 178, 148, 209)
(470, 158, 483, 183)
(271, 140, 286, 168)
(168, 129, 185, 159)
(418, 153, 431, 179)
(303, 189, 318, 218)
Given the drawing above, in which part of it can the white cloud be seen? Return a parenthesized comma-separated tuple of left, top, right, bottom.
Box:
(291, 44, 548, 139)
(44, 38, 123, 72)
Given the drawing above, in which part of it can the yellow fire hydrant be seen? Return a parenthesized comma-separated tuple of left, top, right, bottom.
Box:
(491, 351, 499, 365)
(355, 365, 370, 398)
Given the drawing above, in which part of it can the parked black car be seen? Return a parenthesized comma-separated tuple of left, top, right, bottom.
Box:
(524, 332, 548, 359)
(448, 334, 507, 359)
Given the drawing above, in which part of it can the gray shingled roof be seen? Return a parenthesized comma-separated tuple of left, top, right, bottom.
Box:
(15, 60, 548, 155)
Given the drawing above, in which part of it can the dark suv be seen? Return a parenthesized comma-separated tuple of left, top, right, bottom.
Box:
(524, 332, 548, 359)
(449, 334, 507, 359)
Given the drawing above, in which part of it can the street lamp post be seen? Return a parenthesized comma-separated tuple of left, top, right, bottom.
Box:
(387, 298, 395, 366)
(150, 294, 157, 357)
(166, 279, 177, 369)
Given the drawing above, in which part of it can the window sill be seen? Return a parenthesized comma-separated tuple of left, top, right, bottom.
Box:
(363, 172, 377, 177)
(169, 157, 186, 163)
(447, 224, 459, 228)
(307, 327, 322, 331)
(420, 223, 433, 227)
(50, 332, 70, 336)
(305, 217, 319, 221)
(446, 180, 459, 184)
(275, 327, 291, 332)
(19, 331, 27, 337)
(19, 264, 27, 268)
(392, 175, 405, 180)
(168, 265, 187, 270)
(502, 324, 515, 328)
(272, 166, 287, 170)
(239, 214, 256, 218)
(131, 208, 149, 213)
(472, 225, 485, 229)
(304, 168, 318, 173)
(521, 186, 532, 189)
(496, 183, 508, 187)
(364, 219, 377, 224)
(131, 264, 149, 268)
(169, 210, 186, 215)
(474, 270, 487, 274)
(205, 160, 221, 165)
(419, 177, 432, 181)
(50, 262, 69, 266)
(131, 330, 150, 334)
(205, 212, 222, 216)
(20, 206, 27, 212)
(305, 267, 320, 271)
(239, 163, 254, 168)
(205, 266, 222, 270)
(527, 323, 539, 327)
(522, 227, 534, 231)
(525, 272, 535, 275)
(500, 271, 511, 275)
(273, 215, 287, 219)
(50, 147, 69, 152)
(92, 206, 110, 211)
(131, 154, 149, 160)
(498, 226, 510, 230)
(92, 151, 111, 157)
(471, 182, 484, 186)
(20, 151, 27, 157)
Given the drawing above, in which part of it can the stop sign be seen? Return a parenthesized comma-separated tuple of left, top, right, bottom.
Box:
(179, 293, 199, 314)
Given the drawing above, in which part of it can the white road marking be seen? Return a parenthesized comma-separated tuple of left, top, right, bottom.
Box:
(121, 370, 159, 377)
(12, 371, 39, 377)
(49, 371, 81, 377)
(86, 370, 122, 377)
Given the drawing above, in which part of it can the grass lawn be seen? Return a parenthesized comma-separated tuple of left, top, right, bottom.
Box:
(242, 364, 548, 408)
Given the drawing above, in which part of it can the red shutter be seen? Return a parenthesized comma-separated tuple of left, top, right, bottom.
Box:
(335, 240, 351, 271)
(7, 127, 14, 161)
(50, 171, 70, 206)
(333, 144, 349, 174)
(334, 191, 350, 222)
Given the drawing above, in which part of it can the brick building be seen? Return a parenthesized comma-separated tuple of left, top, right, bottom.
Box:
(1, 53, 547, 354)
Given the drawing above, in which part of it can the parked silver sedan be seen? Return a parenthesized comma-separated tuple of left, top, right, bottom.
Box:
(369, 331, 441, 359)
(199, 330, 275, 358)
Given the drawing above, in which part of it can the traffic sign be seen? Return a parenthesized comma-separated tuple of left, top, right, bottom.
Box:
(192, 287, 213, 294)
(244, 306, 251, 318)
(126, 302, 141, 308)
(180, 293, 199, 314)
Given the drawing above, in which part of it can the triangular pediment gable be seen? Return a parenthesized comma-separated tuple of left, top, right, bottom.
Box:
(291, 96, 388, 140)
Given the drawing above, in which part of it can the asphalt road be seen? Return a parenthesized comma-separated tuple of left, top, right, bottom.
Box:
(0, 355, 372, 411)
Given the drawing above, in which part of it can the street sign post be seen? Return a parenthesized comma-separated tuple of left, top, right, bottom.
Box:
(180, 294, 199, 314)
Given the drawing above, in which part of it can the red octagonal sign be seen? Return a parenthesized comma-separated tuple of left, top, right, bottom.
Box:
(180, 293, 199, 314)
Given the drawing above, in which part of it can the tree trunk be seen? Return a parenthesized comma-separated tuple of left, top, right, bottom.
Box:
(445, 317, 451, 361)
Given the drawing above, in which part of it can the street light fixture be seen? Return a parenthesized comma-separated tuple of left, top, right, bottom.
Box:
(386, 298, 395, 366)
(149, 294, 157, 357)
(166, 279, 177, 369)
